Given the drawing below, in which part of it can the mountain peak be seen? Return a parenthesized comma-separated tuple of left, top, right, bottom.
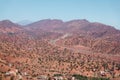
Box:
(17, 20, 32, 26)
(0, 20, 22, 33)
(37, 19, 63, 23)
(1, 20, 12, 23)
(68, 19, 89, 22)
(2, 20, 11, 22)
(0, 20, 16, 26)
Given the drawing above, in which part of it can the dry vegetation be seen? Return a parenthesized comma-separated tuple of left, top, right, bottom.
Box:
(0, 19, 120, 80)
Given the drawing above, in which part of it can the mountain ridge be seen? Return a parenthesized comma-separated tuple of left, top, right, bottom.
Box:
(0, 19, 120, 80)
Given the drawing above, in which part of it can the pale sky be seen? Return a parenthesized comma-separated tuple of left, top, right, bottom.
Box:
(0, 0, 120, 29)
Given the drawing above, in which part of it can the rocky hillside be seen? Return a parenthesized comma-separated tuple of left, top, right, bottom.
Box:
(0, 19, 120, 80)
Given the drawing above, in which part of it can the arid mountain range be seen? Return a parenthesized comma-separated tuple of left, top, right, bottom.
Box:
(0, 19, 120, 80)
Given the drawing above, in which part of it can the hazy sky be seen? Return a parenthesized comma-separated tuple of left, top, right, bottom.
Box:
(0, 0, 120, 29)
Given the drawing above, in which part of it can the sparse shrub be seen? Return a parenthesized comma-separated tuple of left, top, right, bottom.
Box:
(53, 74, 62, 77)
(72, 74, 88, 80)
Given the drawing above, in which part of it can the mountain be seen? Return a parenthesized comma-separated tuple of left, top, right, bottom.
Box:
(0, 19, 120, 80)
(26, 19, 119, 36)
(26, 19, 120, 55)
(26, 19, 64, 31)
(17, 20, 32, 26)
(0, 20, 23, 33)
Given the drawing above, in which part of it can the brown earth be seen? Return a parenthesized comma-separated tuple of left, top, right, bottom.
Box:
(0, 19, 120, 80)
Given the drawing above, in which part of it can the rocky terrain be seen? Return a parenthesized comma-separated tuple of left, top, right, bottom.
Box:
(0, 19, 120, 80)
